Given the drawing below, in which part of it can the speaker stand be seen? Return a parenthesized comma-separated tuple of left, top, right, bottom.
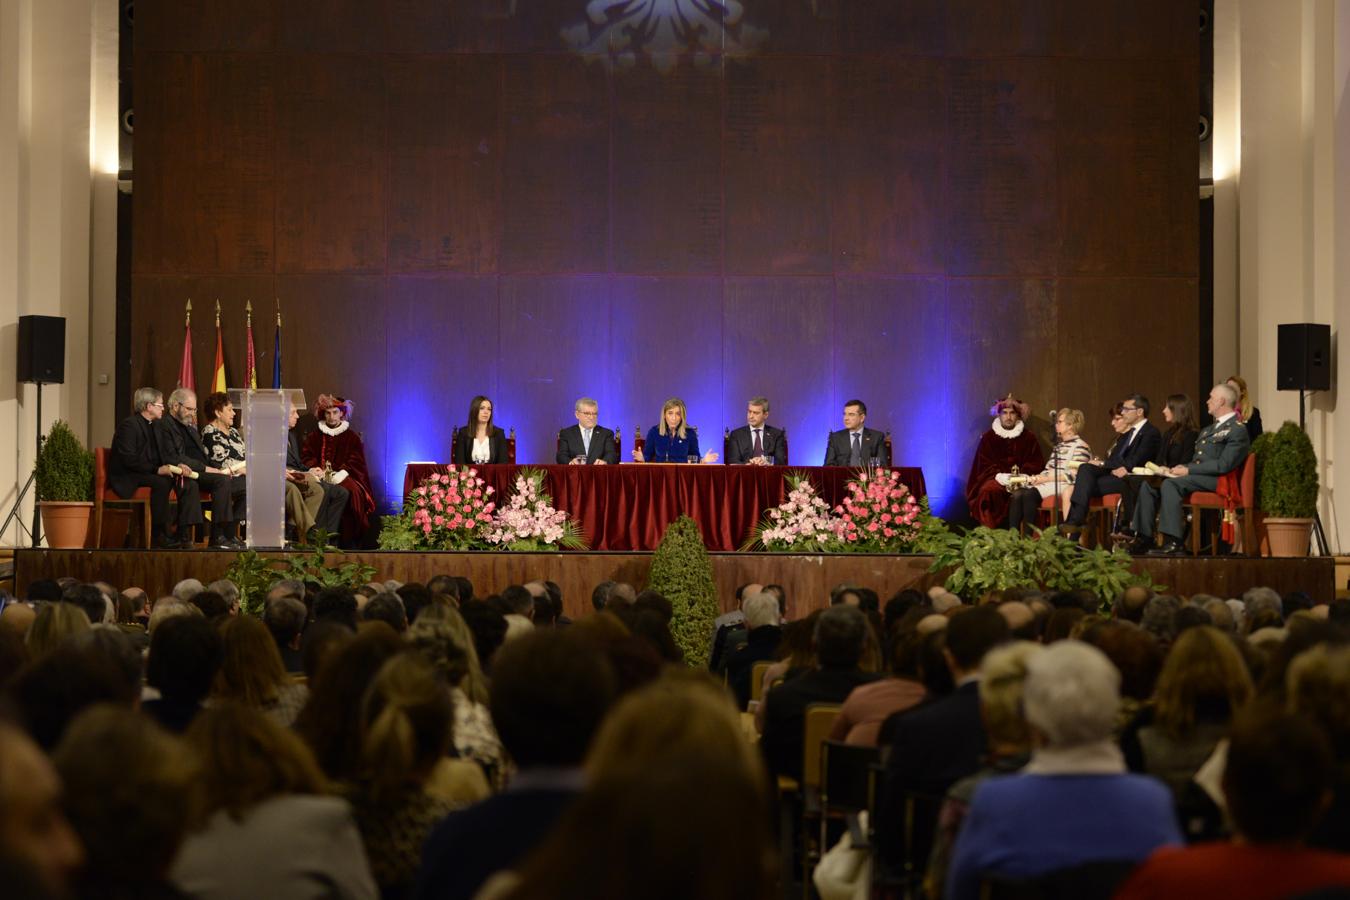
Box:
(2, 381, 44, 548)
(1296, 389, 1331, 556)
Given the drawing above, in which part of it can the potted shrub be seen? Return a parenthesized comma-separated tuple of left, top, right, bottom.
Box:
(34, 419, 96, 548)
(1252, 422, 1319, 557)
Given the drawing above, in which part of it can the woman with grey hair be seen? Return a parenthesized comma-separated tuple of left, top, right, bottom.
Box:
(945, 642, 1181, 900)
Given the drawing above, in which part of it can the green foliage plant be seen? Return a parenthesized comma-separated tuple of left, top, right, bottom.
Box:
(648, 515, 720, 667)
(1252, 422, 1319, 518)
(35, 420, 94, 502)
(225, 529, 376, 617)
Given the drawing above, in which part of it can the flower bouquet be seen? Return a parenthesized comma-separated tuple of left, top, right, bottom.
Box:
(834, 468, 924, 551)
(484, 468, 588, 551)
(378, 467, 496, 550)
(742, 471, 843, 551)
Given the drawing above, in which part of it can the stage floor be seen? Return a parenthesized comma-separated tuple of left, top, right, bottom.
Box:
(13, 549, 1335, 621)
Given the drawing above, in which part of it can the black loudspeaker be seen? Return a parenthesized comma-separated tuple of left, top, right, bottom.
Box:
(1277, 323, 1331, 391)
(16, 315, 66, 385)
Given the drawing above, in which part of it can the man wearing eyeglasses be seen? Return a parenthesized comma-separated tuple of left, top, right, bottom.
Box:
(109, 386, 202, 549)
(158, 388, 247, 549)
(556, 397, 618, 465)
(1058, 394, 1161, 542)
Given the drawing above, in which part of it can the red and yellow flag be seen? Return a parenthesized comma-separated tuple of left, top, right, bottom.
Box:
(211, 300, 226, 393)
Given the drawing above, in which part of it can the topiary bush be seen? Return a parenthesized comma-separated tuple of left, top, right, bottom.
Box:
(1252, 422, 1319, 518)
(647, 515, 719, 667)
(35, 419, 94, 502)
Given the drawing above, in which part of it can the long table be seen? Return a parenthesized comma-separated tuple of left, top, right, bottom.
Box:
(400, 463, 927, 551)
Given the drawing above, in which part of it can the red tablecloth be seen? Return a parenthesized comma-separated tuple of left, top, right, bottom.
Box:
(399, 464, 927, 551)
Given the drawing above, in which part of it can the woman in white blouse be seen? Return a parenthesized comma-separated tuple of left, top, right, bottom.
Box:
(1006, 408, 1091, 533)
(455, 395, 509, 465)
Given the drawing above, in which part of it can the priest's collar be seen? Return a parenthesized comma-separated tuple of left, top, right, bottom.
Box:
(318, 420, 350, 437)
(991, 417, 1025, 439)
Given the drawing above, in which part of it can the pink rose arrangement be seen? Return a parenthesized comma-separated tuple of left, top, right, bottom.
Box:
(403, 467, 497, 550)
(744, 472, 842, 551)
(484, 468, 588, 551)
(833, 468, 923, 551)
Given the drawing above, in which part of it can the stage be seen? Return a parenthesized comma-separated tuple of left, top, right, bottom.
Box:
(13, 549, 1335, 621)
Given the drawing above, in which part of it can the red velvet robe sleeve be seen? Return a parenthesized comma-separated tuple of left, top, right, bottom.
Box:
(965, 431, 1046, 528)
(302, 429, 375, 539)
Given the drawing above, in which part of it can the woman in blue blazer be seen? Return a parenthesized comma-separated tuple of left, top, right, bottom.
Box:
(634, 398, 718, 463)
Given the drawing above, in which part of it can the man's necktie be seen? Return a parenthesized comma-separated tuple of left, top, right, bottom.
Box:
(582, 428, 591, 455)
(850, 432, 862, 466)
(752, 429, 763, 457)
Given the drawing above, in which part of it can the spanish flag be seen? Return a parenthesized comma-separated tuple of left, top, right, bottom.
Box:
(211, 300, 226, 393)
(177, 300, 195, 392)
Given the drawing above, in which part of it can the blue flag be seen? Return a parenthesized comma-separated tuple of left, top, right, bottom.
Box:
(272, 322, 282, 388)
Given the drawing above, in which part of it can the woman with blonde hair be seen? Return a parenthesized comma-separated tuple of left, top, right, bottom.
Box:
(1127, 625, 1253, 798)
(212, 615, 308, 727)
(25, 601, 91, 658)
(1005, 408, 1091, 532)
(490, 672, 775, 900)
(349, 652, 461, 898)
(172, 703, 377, 899)
(1225, 374, 1263, 441)
(633, 397, 718, 463)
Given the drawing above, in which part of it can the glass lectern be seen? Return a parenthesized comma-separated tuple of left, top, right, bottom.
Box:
(230, 388, 305, 549)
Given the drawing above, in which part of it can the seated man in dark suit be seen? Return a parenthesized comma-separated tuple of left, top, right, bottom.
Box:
(823, 399, 886, 466)
(726, 396, 787, 466)
(158, 388, 246, 549)
(1130, 383, 1251, 556)
(724, 591, 783, 710)
(760, 605, 880, 781)
(108, 387, 201, 549)
(874, 605, 1010, 876)
(555, 397, 617, 465)
(284, 402, 348, 542)
(1059, 393, 1161, 541)
(413, 630, 616, 900)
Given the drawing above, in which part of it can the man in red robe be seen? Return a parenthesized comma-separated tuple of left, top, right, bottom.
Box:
(965, 394, 1046, 528)
(301, 394, 375, 546)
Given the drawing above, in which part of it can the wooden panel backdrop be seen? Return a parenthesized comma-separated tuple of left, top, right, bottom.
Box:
(132, 1, 1199, 522)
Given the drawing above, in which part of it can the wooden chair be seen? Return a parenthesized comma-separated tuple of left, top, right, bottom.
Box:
(1185, 451, 1257, 555)
(749, 660, 773, 705)
(93, 447, 151, 548)
(817, 740, 881, 855)
(800, 703, 843, 895)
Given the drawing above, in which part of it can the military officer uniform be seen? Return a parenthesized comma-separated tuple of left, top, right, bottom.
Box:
(1131, 412, 1251, 549)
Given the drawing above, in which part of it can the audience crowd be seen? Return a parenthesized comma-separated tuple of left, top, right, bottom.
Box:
(1, 567, 1348, 900)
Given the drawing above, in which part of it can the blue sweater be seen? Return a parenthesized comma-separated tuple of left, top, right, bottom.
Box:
(643, 426, 700, 462)
(946, 773, 1181, 900)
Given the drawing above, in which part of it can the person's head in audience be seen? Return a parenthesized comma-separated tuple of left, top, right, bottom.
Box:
(409, 603, 488, 703)
(811, 605, 868, 671)
(26, 580, 61, 604)
(146, 614, 223, 710)
(60, 584, 106, 625)
(763, 584, 787, 619)
(184, 702, 329, 820)
(264, 595, 307, 654)
(388, 582, 428, 625)
(633, 590, 672, 623)
(944, 605, 1011, 679)
(206, 579, 240, 616)
(267, 579, 305, 607)
(359, 652, 453, 802)
(213, 615, 292, 709)
(147, 596, 201, 635)
(426, 574, 460, 604)
(1140, 594, 1181, 645)
(1022, 641, 1120, 749)
(931, 591, 963, 614)
(608, 605, 682, 664)
(1243, 586, 1283, 623)
(1153, 625, 1253, 738)
(997, 601, 1036, 640)
(1283, 591, 1315, 615)
(1201, 597, 1235, 634)
(114, 590, 143, 628)
(980, 641, 1044, 758)
(1327, 599, 1350, 628)
(188, 590, 230, 622)
(501, 673, 773, 900)
(459, 599, 509, 673)
(0, 722, 85, 895)
(1174, 603, 1212, 636)
(300, 619, 353, 682)
(313, 586, 359, 630)
(591, 580, 616, 612)
(830, 584, 862, 607)
(53, 705, 202, 893)
(607, 582, 636, 609)
(1286, 643, 1350, 760)
(1223, 708, 1334, 845)
(742, 592, 780, 631)
(497, 585, 535, 621)
(533, 592, 558, 626)
(915, 628, 954, 697)
(9, 642, 138, 752)
(172, 578, 204, 603)
(917, 613, 948, 636)
(453, 576, 474, 603)
(490, 630, 617, 770)
(363, 592, 408, 633)
(1115, 585, 1153, 623)
(884, 589, 925, 634)
(544, 581, 564, 618)
(1080, 621, 1163, 705)
(0, 600, 36, 643)
(24, 602, 90, 659)
(295, 624, 404, 781)
(73, 628, 143, 699)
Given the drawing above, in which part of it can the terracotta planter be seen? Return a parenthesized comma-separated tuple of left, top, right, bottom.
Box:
(39, 501, 94, 549)
(1263, 516, 1313, 558)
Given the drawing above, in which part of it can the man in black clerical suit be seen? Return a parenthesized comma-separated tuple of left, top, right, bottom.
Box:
(725, 396, 787, 466)
(555, 397, 618, 465)
(1058, 393, 1161, 540)
(108, 387, 201, 549)
(823, 399, 887, 466)
(285, 403, 349, 540)
(157, 388, 246, 549)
